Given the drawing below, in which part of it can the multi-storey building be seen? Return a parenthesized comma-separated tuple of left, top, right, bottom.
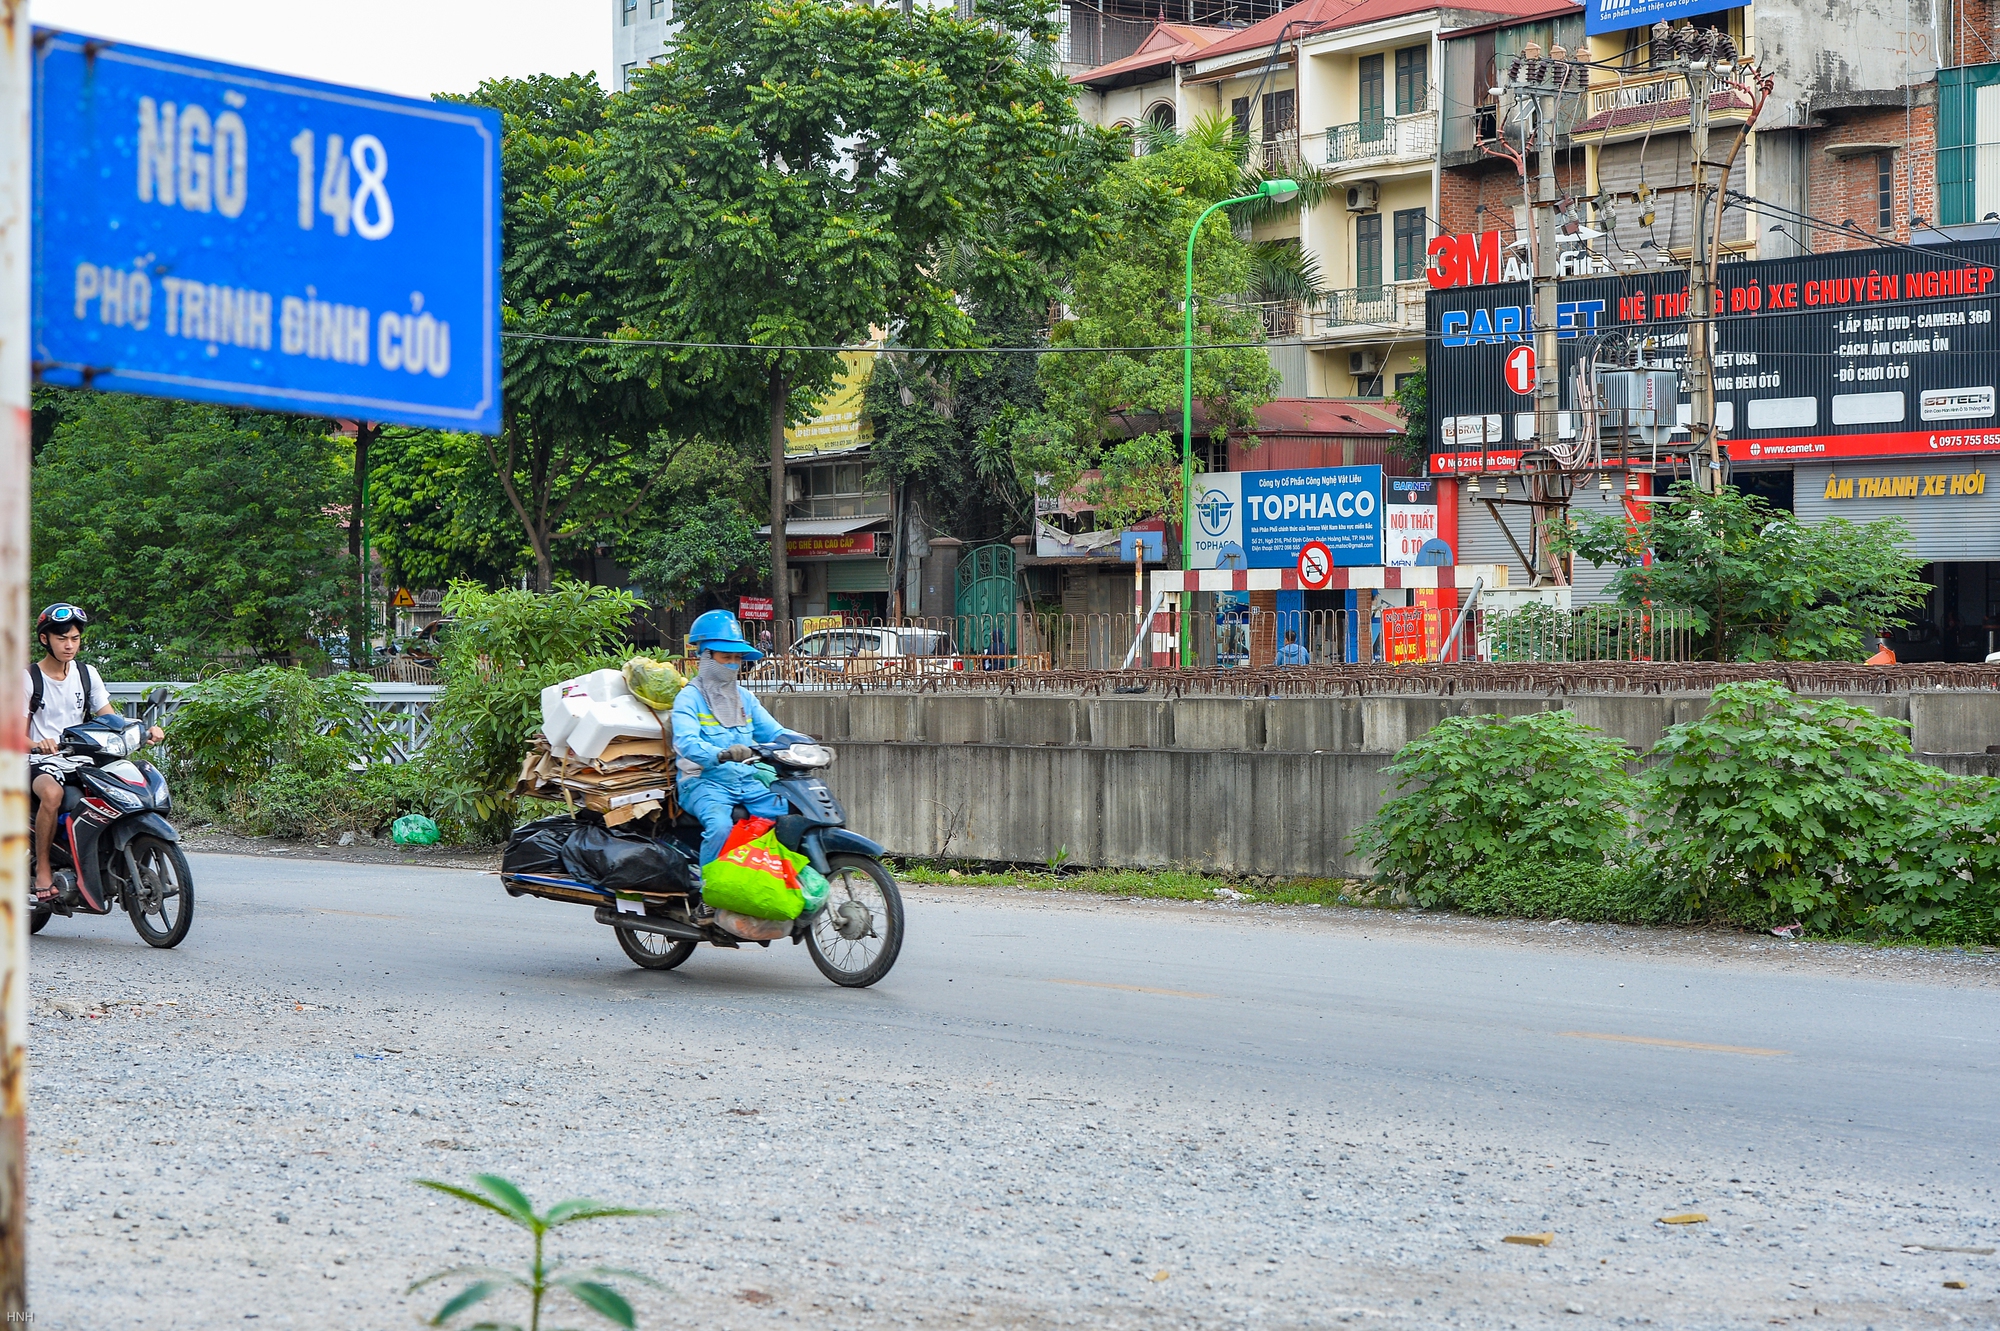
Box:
(612, 0, 677, 90)
(1072, 0, 1564, 404)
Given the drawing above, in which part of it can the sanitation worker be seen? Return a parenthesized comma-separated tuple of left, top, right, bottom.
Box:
(671, 610, 813, 863)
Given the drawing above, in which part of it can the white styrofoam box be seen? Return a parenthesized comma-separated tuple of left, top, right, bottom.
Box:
(540, 679, 593, 750)
(578, 668, 633, 702)
(566, 695, 666, 762)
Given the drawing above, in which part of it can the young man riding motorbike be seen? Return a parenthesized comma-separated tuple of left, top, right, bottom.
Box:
(670, 610, 813, 863)
(25, 604, 163, 900)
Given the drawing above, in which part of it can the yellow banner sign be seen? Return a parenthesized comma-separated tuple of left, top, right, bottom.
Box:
(784, 348, 876, 456)
(1822, 471, 1987, 500)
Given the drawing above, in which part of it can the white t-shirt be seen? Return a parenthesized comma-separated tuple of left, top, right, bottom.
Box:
(25, 663, 94, 746)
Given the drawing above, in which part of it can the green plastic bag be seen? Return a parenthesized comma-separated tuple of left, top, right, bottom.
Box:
(702, 831, 804, 921)
(391, 814, 440, 846)
(798, 864, 831, 914)
(622, 656, 686, 710)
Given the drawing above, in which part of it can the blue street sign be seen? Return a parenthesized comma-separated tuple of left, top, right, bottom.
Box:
(33, 30, 501, 432)
(1584, 0, 1734, 35)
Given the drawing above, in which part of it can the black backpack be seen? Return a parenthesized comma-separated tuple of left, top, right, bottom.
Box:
(27, 661, 104, 720)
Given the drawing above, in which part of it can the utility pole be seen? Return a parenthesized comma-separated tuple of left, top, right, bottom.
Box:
(1647, 20, 1766, 495)
(0, 0, 30, 1315)
(1503, 42, 1585, 584)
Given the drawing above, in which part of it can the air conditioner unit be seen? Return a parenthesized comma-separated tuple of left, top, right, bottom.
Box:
(1348, 350, 1380, 375)
(788, 567, 806, 595)
(1345, 182, 1379, 212)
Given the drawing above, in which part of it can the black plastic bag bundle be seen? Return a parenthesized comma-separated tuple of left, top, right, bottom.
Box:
(502, 815, 576, 878)
(560, 822, 699, 894)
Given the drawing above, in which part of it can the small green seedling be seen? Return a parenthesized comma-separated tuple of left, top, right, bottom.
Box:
(408, 1174, 667, 1330)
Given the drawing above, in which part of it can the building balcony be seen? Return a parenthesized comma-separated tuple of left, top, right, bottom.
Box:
(1571, 72, 1754, 140)
(1319, 112, 1438, 170)
(1303, 281, 1428, 338)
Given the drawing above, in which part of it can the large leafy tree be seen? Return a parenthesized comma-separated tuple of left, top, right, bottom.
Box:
(30, 390, 346, 675)
(587, 0, 1115, 630)
(864, 302, 1043, 547)
(1564, 483, 1927, 661)
(442, 73, 689, 591)
(1013, 114, 1279, 529)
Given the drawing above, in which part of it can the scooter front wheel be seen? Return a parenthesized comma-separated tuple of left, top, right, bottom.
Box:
(122, 836, 194, 949)
(805, 855, 903, 988)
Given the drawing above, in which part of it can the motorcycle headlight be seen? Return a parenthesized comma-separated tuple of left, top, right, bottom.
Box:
(777, 743, 833, 768)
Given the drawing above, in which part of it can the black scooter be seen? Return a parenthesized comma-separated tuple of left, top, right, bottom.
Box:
(501, 740, 904, 987)
(30, 713, 193, 948)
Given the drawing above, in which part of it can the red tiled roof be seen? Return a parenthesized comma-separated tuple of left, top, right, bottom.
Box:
(1194, 0, 1587, 67)
(1070, 22, 1232, 87)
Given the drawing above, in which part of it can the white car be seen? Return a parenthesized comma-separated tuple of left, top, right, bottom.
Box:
(759, 627, 964, 684)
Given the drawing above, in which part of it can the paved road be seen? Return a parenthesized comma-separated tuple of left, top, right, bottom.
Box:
(23, 852, 2000, 1329)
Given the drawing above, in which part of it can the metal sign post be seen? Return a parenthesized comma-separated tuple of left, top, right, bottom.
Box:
(32, 29, 500, 432)
(0, 4, 27, 1314)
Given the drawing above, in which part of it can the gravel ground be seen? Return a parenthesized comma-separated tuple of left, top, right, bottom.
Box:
(24, 853, 2000, 1330)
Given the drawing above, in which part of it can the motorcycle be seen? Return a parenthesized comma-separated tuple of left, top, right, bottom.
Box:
(30, 712, 193, 948)
(501, 740, 904, 988)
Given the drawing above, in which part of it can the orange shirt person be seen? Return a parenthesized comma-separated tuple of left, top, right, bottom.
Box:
(1865, 635, 1897, 665)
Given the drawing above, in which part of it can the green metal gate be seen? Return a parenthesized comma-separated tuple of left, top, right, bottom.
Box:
(954, 542, 1016, 655)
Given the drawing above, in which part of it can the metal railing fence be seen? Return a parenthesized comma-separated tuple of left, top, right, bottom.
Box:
(1480, 606, 1698, 663)
(106, 681, 443, 764)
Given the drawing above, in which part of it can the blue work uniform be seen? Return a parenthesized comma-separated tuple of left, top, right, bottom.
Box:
(1274, 641, 1310, 666)
(670, 681, 803, 862)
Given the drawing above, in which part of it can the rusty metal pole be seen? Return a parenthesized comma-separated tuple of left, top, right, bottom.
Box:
(0, 1, 30, 1316)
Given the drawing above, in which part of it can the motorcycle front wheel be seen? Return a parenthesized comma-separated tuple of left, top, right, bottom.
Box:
(805, 854, 904, 988)
(120, 836, 194, 949)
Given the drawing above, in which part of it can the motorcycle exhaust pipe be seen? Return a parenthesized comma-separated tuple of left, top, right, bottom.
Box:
(592, 908, 705, 941)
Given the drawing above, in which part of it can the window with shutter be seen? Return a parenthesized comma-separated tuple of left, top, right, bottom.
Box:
(1356, 214, 1383, 296)
(1392, 208, 1427, 282)
(1394, 46, 1427, 115)
(1358, 54, 1385, 141)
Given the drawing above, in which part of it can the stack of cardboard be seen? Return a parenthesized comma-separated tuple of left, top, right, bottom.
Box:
(515, 734, 679, 828)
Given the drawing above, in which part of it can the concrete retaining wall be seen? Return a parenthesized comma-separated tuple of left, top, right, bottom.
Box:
(762, 690, 2000, 875)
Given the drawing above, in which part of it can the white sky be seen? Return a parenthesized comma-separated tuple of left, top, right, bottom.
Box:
(31, 0, 611, 100)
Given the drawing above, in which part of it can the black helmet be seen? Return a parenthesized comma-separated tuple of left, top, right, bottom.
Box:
(36, 603, 89, 636)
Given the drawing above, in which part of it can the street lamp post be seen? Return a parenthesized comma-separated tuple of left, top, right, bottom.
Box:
(1179, 177, 1299, 667)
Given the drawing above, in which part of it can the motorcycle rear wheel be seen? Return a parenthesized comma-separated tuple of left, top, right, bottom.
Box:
(615, 925, 697, 971)
(805, 854, 904, 988)
(121, 836, 194, 949)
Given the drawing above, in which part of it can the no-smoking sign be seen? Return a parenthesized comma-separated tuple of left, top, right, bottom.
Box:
(1504, 344, 1536, 395)
(1296, 540, 1334, 590)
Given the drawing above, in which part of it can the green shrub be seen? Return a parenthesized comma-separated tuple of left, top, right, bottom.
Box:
(1443, 860, 1678, 926)
(1644, 680, 1925, 929)
(1870, 776, 2000, 942)
(1353, 710, 1639, 906)
(425, 580, 640, 832)
(165, 666, 387, 806)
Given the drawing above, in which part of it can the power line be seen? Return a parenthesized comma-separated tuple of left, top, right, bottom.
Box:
(501, 330, 1282, 354)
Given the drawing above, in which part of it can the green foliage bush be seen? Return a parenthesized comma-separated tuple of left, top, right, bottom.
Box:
(1352, 711, 1639, 907)
(166, 667, 386, 804)
(1443, 861, 1677, 926)
(1645, 680, 1925, 929)
(1361, 681, 2000, 945)
(425, 580, 640, 830)
(1872, 776, 2000, 943)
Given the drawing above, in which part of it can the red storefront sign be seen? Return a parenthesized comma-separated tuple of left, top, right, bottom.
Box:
(738, 596, 774, 620)
(1381, 606, 1428, 663)
(785, 532, 877, 558)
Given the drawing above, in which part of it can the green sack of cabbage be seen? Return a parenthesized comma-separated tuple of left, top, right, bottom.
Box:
(798, 864, 831, 913)
(622, 656, 686, 710)
(391, 813, 440, 845)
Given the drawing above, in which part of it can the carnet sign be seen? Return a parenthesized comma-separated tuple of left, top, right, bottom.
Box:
(33, 31, 500, 432)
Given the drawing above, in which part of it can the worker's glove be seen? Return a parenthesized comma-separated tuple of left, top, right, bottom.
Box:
(719, 744, 758, 763)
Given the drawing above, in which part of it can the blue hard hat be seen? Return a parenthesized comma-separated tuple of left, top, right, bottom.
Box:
(687, 609, 763, 661)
